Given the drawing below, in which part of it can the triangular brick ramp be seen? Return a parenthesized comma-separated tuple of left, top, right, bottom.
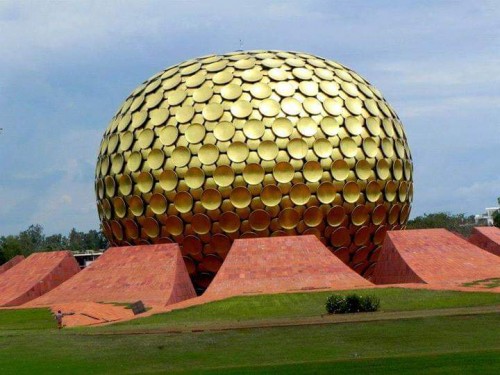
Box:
(28, 244, 196, 307)
(468, 227, 500, 256)
(371, 229, 500, 286)
(203, 235, 372, 299)
(0, 255, 25, 275)
(0, 251, 80, 307)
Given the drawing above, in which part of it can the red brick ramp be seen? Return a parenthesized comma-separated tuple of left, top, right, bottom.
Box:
(0, 255, 24, 275)
(203, 235, 372, 299)
(0, 251, 80, 307)
(468, 227, 500, 256)
(28, 244, 196, 307)
(371, 229, 500, 286)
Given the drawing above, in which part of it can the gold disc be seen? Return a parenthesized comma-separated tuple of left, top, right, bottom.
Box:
(174, 191, 193, 213)
(249, 209, 271, 231)
(147, 149, 165, 170)
(318, 182, 336, 204)
(185, 123, 206, 144)
(129, 195, 144, 216)
(259, 99, 281, 117)
(243, 163, 265, 185)
(190, 144, 216, 165)
(355, 160, 371, 180)
(331, 159, 349, 181)
(185, 167, 205, 189)
(159, 170, 178, 191)
(279, 208, 300, 229)
(297, 117, 318, 137)
(219, 211, 240, 233)
(243, 119, 265, 139)
(213, 121, 235, 141)
(272, 117, 293, 137)
(150, 193, 167, 215)
(191, 213, 211, 234)
(230, 186, 252, 208)
(343, 181, 360, 203)
(261, 184, 282, 206)
(372, 205, 387, 225)
(287, 138, 308, 159)
(339, 137, 357, 158)
(327, 205, 346, 227)
(289, 183, 311, 205)
(273, 162, 294, 183)
(213, 165, 235, 187)
(159, 126, 178, 146)
(227, 142, 249, 163)
(304, 206, 323, 227)
(303, 161, 323, 182)
(330, 227, 350, 247)
(137, 171, 154, 193)
(366, 180, 382, 202)
(201, 188, 222, 210)
(351, 205, 370, 226)
(164, 216, 184, 236)
(172, 146, 191, 167)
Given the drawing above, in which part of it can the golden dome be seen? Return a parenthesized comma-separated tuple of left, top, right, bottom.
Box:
(95, 50, 413, 292)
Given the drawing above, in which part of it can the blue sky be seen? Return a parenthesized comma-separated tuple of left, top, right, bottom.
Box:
(0, 0, 498, 236)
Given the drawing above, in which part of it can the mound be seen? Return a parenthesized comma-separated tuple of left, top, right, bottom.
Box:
(0, 255, 24, 275)
(468, 227, 500, 256)
(371, 229, 500, 286)
(0, 251, 80, 307)
(29, 244, 196, 307)
(204, 235, 372, 299)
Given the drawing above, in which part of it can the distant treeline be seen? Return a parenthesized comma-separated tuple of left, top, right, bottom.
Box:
(406, 212, 478, 237)
(0, 225, 108, 264)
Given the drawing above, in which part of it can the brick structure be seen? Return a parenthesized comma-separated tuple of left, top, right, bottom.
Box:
(0, 251, 80, 307)
(468, 227, 500, 256)
(0, 255, 24, 275)
(29, 244, 196, 307)
(371, 229, 500, 286)
(203, 235, 372, 299)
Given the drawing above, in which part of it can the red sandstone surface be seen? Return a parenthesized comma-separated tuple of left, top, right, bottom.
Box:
(28, 244, 196, 307)
(203, 235, 372, 299)
(0, 251, 80, 307)
(0, 255, 24, 275)
(371, 229, 500, 286)
(468, 227, 500, 256)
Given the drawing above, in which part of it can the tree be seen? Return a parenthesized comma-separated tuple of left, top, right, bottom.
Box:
(43, 234, 67, 250)
(18, 224, 45, 255)
(493, 197, 500, 228)
(0, 235, 23, 262)
(407, 212, 475, 237)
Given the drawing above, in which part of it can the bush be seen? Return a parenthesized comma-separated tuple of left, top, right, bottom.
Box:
(325, 293, 380, 314)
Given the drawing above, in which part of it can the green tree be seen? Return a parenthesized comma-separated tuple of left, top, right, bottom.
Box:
(18, 224, 45, 255)
(43, 234, 68, 250)
(0, 235, 23, 262)
(407, 212, 475, 237)
(493, 197, 500, 228)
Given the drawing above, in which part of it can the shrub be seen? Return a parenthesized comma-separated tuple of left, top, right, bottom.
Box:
(359, 295, 380, 312)
(325, 293, 380, 314)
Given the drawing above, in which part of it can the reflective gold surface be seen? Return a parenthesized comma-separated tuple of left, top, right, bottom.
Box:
(96, 50, 413, 292)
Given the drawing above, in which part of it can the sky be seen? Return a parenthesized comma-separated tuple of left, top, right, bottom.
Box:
(0, 0, 499, 236)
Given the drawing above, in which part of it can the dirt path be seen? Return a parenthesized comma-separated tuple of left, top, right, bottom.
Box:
(79, 305, 500, 336)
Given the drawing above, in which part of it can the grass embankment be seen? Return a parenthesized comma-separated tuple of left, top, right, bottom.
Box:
(0, 288, 498, 374)
(104, 287, 500, 332)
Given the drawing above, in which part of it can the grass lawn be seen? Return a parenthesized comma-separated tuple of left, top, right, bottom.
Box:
(0, 288, 498, 374)
(0, 314, 499, 374)
(102, 287, 500, 332)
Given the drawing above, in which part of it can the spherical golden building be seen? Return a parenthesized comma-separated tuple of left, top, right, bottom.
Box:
(95, 50, 413, 292)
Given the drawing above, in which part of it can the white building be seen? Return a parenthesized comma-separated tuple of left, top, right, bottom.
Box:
(474, 207, 500, 226)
